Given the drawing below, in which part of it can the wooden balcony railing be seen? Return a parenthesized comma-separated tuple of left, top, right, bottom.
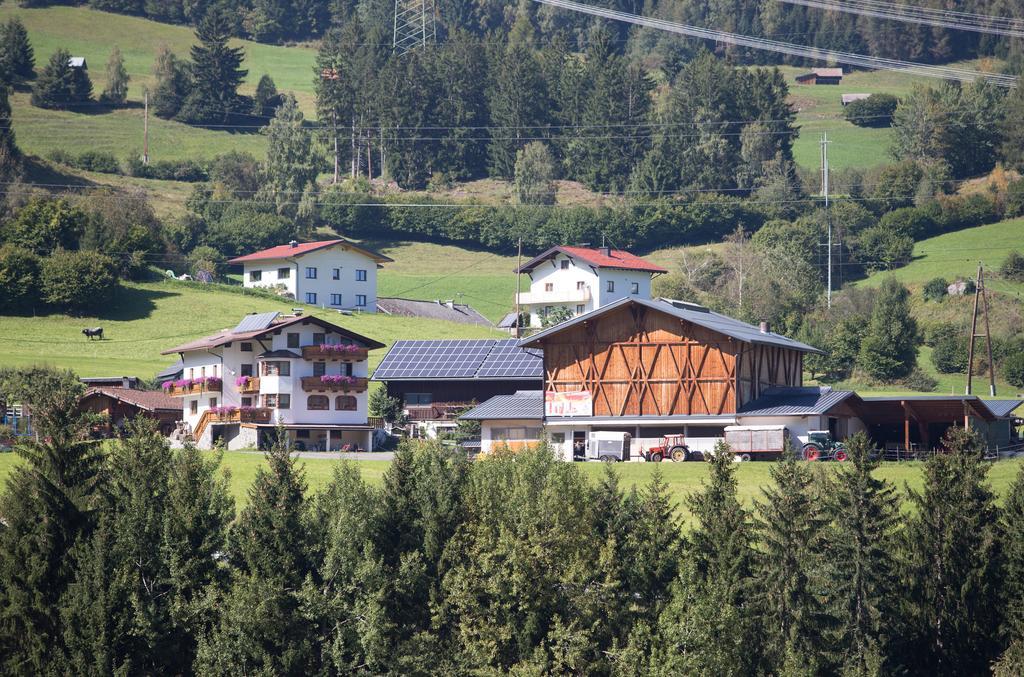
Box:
(302, 345, 368, 361)
(210, 407, 272, 425)
(300, 376, 369, 393)
(236, 377, 260, 394)
(165, 378, 223, 397)
(405, 402, 476, 421)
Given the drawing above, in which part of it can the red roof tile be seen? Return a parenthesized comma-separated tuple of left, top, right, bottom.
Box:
(227, 239, 392, 264)
(516, 246, 667, 274)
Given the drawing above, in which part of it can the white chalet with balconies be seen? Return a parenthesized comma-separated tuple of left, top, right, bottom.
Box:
(161, 311, 385, 451)
(228, 239, 392, 312)
(514, 246, 667, 328)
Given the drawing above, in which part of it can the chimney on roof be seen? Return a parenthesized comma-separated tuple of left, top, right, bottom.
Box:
(445, 300, 455, 310)
(289, 240, 298, 248)
(759, 320, 770, 334)
(599, 245, 612, 257)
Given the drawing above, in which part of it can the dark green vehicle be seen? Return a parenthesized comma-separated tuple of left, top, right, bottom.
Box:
(802, 430, 848, 462)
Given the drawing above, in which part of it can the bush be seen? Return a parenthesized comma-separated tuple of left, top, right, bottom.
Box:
(854, 225, 915, 272)
(40, 249, 119, 314)
(922, 277, 948, 302)
(1003, 351, 1024, 388)
(1, 197, 88, 255)
(48, 149, 119, 174)
(1006, 179, 1024, 218)
(879, 207, 935, 240)
(931, 329, 969, 374)
(201, 206, 292, 258)
(0, 245, 40, 314)
(902, 367, 938, 392)
(936, 193, 1000, 232)
(1000, 251, 1024, 282)
(124, 156, 209, 182)
(843, 94, 898, 128)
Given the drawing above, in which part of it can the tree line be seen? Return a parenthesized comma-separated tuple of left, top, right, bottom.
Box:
(1, 366, 1023, 675)
(14, 0, 1024, 70)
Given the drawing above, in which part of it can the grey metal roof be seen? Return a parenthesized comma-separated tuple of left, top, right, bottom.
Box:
(497, 312, 519, 329)
(981, 399, 1022, 418)
(258, 350, 302, 359)
(738, 387, 858, 417)
(460, 390, 544, 420)
(155, 361, 183, 380)
(376, 297, 493, 328)
(521, 297, 823, 354)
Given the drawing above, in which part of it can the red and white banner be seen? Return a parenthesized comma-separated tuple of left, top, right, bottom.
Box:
(545, 391, 593, 417)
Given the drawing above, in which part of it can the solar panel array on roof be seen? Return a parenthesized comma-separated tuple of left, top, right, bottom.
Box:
(477, 341, 543, 378)
(232, 311, 280, 334)
(373, 339, 542, 381)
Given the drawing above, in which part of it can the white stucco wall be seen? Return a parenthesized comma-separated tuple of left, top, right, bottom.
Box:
(522, 253, 654, 327)
(175, 319, 372, 448)
(480, 419, 544, 453)
(240, 245, 381, 313)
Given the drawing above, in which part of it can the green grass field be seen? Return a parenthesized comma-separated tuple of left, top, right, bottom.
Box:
(376, 242, 523, 322)
(1, 451, 1020, 516)
(0, 5, 320, 162)
(0, 278, 500, 378)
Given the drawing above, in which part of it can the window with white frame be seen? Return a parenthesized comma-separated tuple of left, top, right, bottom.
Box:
(250, 270, 262, 282)
(263, 393, 291, 409)
(305, 266, 317, 279)
(630, 282, 640, 294)
(356, 269, 367, 281)
(492, 427, 542, 441)
(332, 268, 340, 280)
(306, 292, 317, 304)
(278, 267, 290, 279)
(330, 293, 342, 306)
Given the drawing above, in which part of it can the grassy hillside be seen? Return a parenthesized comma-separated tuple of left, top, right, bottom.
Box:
(0, 5, 319, 163)
(0, 278, 501, 378)
(376, 242, 522, 322)
(0, 451, 1020, 513)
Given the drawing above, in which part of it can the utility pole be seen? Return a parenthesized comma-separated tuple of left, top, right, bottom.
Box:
(332, 111, 339, 184)
(820, 132, 832, 308)
(515, 237, 523, 339)
(143, 90, 150, 166)
(966, 263, 996, 397)
(350, 118, 356, 179)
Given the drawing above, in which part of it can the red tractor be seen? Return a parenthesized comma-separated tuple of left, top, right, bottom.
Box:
(643, 434, 695, 462)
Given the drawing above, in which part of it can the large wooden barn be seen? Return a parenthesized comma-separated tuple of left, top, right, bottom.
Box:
(527, 297, 817, 418)
(461, 297, 1022, 458)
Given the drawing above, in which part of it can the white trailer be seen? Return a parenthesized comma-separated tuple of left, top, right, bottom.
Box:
(724, 425, 790, 461)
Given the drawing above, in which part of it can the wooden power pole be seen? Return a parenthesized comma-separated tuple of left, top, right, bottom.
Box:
(143, 90, 150, 165)
(966, 262, 996, 397)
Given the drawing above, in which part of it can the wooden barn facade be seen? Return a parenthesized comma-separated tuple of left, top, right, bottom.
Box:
(525, 298, 815, 419)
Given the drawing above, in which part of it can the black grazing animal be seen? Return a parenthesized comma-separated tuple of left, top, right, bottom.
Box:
(82, 327, 103, 340)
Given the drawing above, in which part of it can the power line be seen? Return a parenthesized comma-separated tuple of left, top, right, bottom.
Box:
(531, 0, 1018, 86)
(777, 0, 1024, 38)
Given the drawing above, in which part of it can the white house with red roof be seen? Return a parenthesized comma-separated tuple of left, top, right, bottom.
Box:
(514, 245, 667, 327)
(228, 239, 393, 313)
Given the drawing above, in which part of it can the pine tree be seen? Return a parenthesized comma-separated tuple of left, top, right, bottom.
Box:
(825, 432, 902, 675)
(900, 426, 1004, 675)
(0, 368, 105, 672)
(100, 46, 129, 105)
(177, 9, 247, 125)
(751, 448, 836, 672)
(196, 427, 317, 675)
(648, 441, 756, 676)
(486, 38, 549, 179)
(251, 73, 279, 119)
(0, 84, 20, 181)
(162, 443, 234, 669)
(857, 277, 918, 381)
(1005, 463, 1024, 637)
(0, 17, 34, 84)
(151, 44, 188, 119)
(258, 94, 321, 218)
(30, 48, 92, 109)
(60, 419, 178, 673)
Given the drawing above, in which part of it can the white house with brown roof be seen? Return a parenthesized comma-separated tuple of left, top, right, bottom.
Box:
(514, 245, 667, 328)
(228, 239, 393, 313)
(161, 311, 385, 451)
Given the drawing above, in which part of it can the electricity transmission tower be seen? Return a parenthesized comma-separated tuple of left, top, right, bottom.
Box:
(393, 0, 436, 55)
(966, 263, 996, 397)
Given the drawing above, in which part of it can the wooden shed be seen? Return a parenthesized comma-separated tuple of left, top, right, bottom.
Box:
(79, 387, 180, 437)
(796, 68, 843, 85)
